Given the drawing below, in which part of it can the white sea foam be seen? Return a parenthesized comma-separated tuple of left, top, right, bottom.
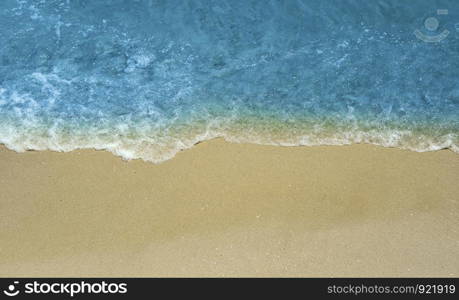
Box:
(0, 118, 457, 163)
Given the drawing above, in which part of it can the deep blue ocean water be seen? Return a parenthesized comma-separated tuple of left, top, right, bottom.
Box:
(0, 0, 458, 162)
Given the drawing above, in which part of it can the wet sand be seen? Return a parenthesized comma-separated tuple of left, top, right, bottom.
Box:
(0, 140, 458, 277)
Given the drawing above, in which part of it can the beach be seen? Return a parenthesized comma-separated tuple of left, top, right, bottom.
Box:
(0, 140, 458, 277)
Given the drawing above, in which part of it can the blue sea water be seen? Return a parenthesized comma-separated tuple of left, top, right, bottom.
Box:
(0, 0, 458, 162)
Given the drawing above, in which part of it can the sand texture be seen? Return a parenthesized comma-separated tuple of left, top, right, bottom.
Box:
(0, 140, 458, 277)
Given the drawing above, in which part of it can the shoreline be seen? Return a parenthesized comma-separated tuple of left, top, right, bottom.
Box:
(0, 140, 458, 277)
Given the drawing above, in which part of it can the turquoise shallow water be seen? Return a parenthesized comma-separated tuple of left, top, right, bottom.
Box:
(0, 0, 458, 162)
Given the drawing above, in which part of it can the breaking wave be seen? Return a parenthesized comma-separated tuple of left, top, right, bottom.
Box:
(0, 0, 458, 162)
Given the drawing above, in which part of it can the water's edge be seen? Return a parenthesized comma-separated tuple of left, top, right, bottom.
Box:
(1, 132, 457, 164)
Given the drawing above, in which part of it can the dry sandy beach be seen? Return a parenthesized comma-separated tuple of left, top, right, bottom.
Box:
(0, 140, 458, 277)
